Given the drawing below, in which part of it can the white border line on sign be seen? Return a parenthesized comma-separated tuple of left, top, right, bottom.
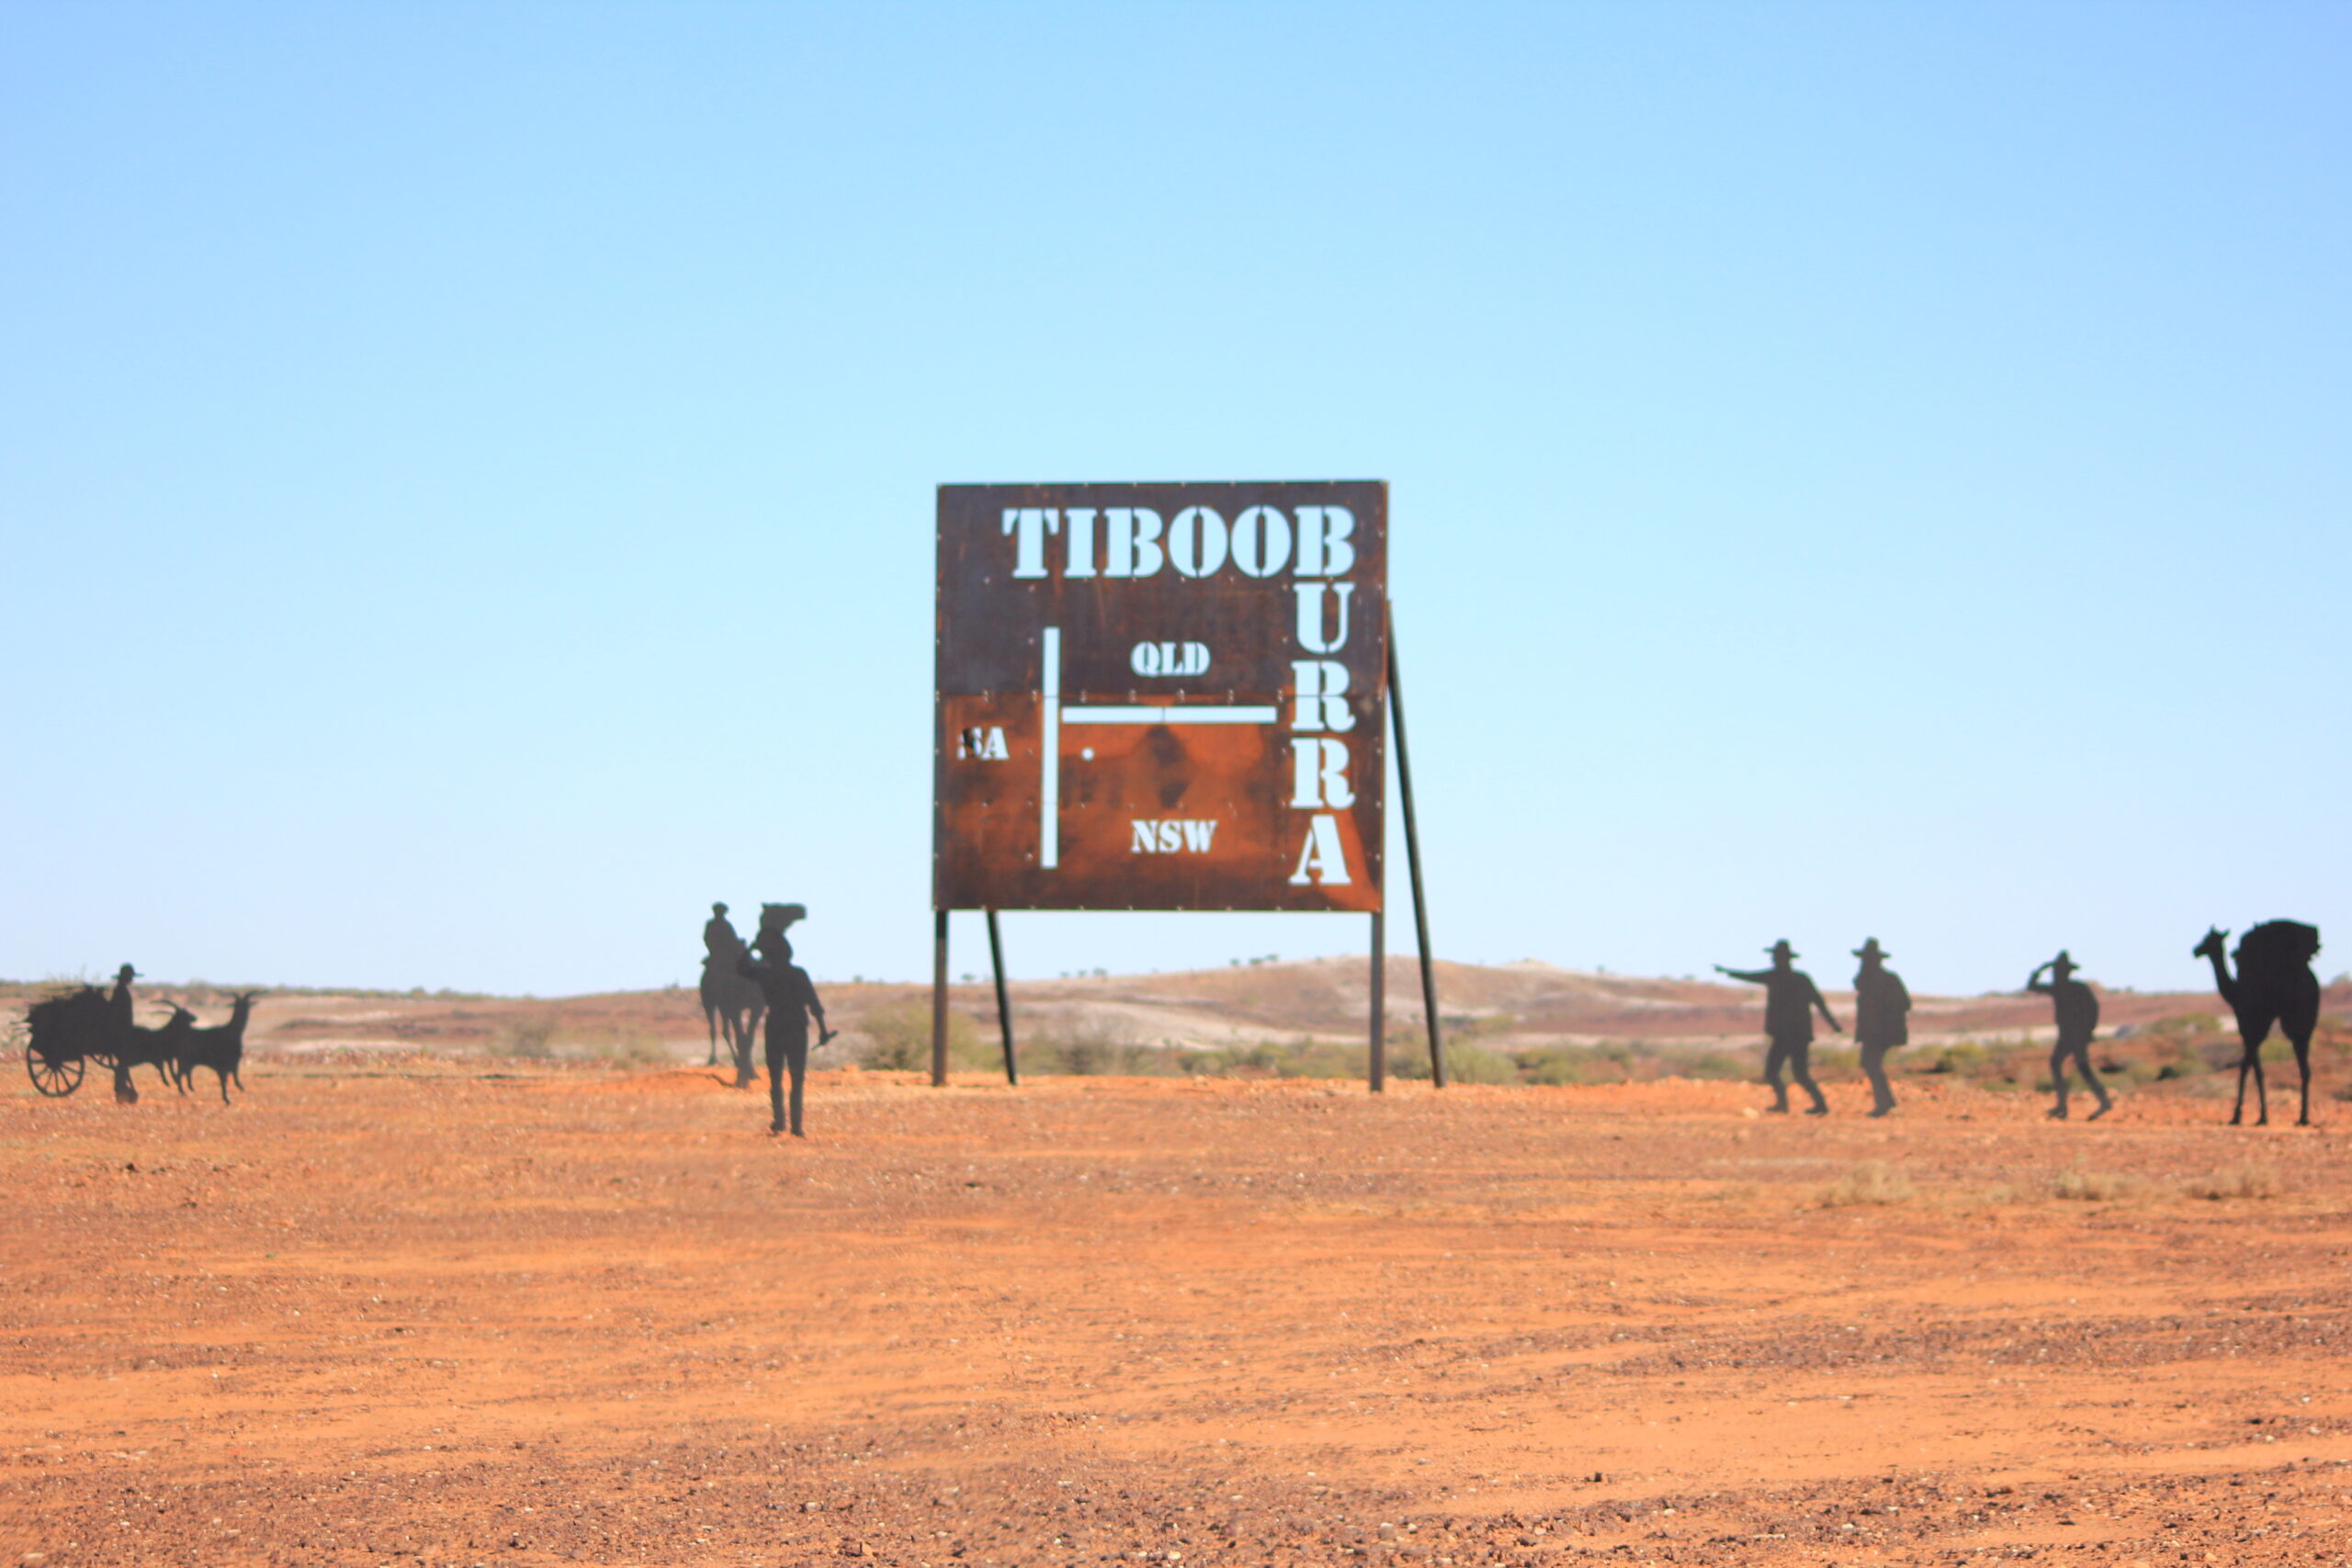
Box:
(1040, 626, 1061, 870)
(1061, 706, 1281, 724)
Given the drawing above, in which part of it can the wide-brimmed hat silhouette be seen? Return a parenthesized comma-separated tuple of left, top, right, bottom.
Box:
(1852, 938, 1890, 961)
(2049, 950, 2078, 976)
(114, 964, 139, 980)
(1765, 939, 1795, 961)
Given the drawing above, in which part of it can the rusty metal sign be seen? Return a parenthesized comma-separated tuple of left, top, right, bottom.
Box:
(934, 482, 1387, 913)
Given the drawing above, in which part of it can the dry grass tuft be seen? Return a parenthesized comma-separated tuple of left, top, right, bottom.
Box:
(2185, 1160, 2283, 1201)
(2052, 1168, 2144, 1201)
(1822, 1159, 1915, 1207)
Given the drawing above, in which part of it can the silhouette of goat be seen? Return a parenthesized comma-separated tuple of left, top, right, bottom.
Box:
(116, 1004, 194, 1096)
(170, 992, 261, 1105)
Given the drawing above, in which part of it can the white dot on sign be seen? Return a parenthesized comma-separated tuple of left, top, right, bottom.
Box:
(1080, 748, 1094, 760)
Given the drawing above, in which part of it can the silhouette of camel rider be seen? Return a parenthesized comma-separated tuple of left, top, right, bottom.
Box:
(704, 902, 742, 964)
(1851, 938, 1912, 1118)
(107, 964, 141, 1104)
(2029, 951, 2111, 1121)
(1718, 940, 1841, 1114)
(736, 904, 831, 1136)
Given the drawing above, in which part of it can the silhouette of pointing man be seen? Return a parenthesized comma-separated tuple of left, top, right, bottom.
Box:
(2029, 951, 2111, 1121)
(737, 904, 829, 1136)
(1718, 940, 1841, 1114)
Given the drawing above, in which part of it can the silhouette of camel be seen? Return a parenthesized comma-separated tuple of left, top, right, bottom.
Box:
(699, 902, 766, 1086)
(171, 992, 261, 1104)
(2195, 921, 2323, 1127)
(701, 947, 765, 1086)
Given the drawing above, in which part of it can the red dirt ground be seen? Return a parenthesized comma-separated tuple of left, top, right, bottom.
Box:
(6, 1066, 2352, 1566)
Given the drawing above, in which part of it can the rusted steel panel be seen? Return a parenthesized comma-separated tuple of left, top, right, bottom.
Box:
(935, 481, 1386, 913)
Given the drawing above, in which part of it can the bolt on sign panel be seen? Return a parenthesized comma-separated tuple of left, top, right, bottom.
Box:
(935, 481, 1386, 913)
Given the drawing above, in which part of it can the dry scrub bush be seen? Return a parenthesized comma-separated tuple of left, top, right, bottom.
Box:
(1822, 1160, 1914, 1207)
(2052, 1168, 2145, 1201)
(1184, 1038, 1364, 1080)
(856, 1000, 987, 1073)
(2186, 1160, 2283, 1201)
(1446, 1044, 1519, 1084)
(1392, 1041, 1515, 1083)
(492, 1016, 666, 1066)
(1025, 1011, 1149, 1076)
(1809, 1044, 1861, 1079)
(582, 1030, 669, 1066)
(493, 1015, 559, 1060)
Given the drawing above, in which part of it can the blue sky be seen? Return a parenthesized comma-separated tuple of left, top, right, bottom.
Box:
(4, 3, 2346, 997)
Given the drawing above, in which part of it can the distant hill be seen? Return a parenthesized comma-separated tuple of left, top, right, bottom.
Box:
(11, 956, 2330, 1059)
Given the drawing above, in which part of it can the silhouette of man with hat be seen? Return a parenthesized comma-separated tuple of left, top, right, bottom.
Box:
(107, 964, 141, 1104)
(1717, 940, 1841, 1114)
(2028, 951, 2110, 1120)
(1851, 938, 1911, 1117)
(703, 903, 741, 963)
(737, 904, 830, 1136)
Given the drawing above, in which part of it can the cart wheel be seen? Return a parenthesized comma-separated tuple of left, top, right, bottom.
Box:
(28, 1046, 84, 1098)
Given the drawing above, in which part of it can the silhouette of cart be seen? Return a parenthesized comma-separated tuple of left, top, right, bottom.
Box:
(16, 987, 124, 1097)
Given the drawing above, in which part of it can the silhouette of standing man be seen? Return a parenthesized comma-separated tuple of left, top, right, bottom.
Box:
(107, 963, 141, 1104)
(2028, 951, 2111, 1121)
(1718, 940, 1841, 1114)
(1851, 939, 1911, 1117)
(737, 904, 830, 1137)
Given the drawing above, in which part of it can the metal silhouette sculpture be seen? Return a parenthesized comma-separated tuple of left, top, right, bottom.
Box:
(21, 980, 117, 1098)
(1717, 940, 1841, 1114)
(1851, 938, 1912, 1117)
(698, 902, 766, 1087)
(119, 1003, 197, 1102)
(105, 964, 143, 1102)
(20, 964, 153, 1101)
(2028, 951, 2111, 1121)
(170, 992, 262, 1103)
(116, 991, 196, 1104)
(736, 903, 833, 1136)
(19, 972, 262, 1105)
(2195, 921, 2323, 1127)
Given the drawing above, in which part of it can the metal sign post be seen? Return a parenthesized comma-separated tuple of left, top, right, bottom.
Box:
(932, 481, 1437, 1089)
(1388, 627, 1445, 1086)
(986, 908, 1018, 1085)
